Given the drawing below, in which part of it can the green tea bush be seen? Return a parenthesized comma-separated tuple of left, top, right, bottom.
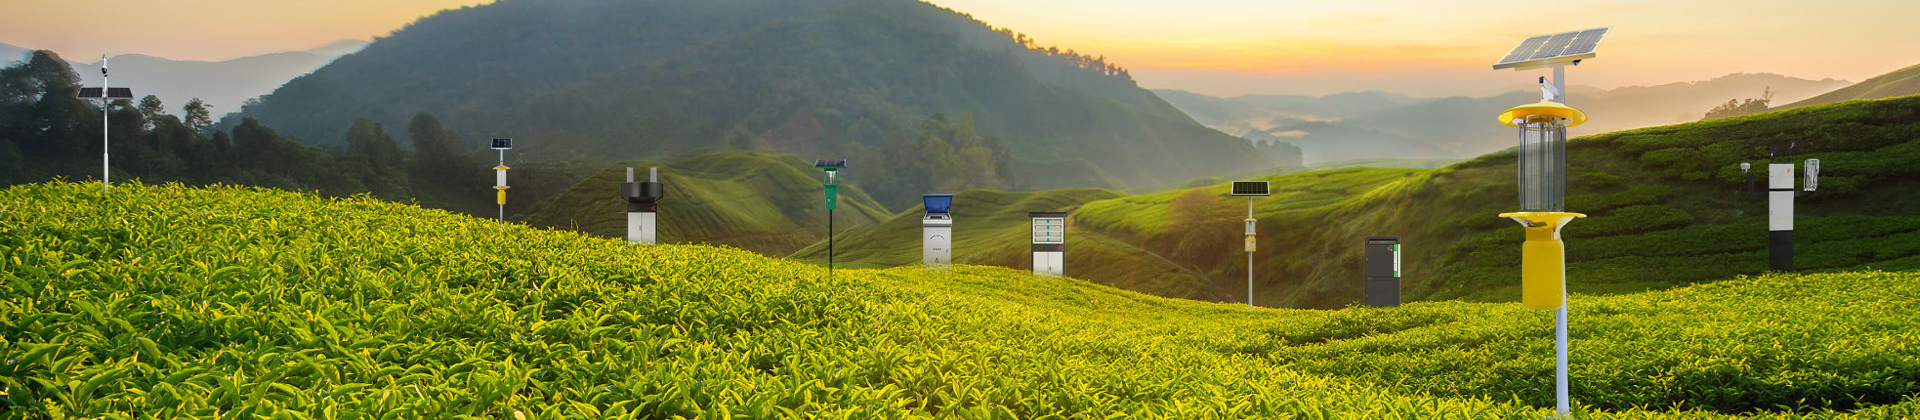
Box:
(2, 182, 1917, 419)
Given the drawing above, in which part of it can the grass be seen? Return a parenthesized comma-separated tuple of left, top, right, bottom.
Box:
(1, 181, 1917, 418)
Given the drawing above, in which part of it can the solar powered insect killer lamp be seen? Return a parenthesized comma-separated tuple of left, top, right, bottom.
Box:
(1230, 181, 1271, 310)
(1494, 27, 1609, 418)
(922, 194, 954, 268)
(814, 159, 846, 279)
(620, 167, 665, 244)
(491, 138, 512, 224)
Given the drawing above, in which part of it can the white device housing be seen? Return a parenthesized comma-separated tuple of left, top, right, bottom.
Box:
(924, 215, 952, 267)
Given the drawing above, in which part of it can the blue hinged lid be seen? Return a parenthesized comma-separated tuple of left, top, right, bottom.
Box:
(922, 194, 953, 214)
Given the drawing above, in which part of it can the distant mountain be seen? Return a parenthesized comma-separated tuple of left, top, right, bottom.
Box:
(228, 0, 1268, 197)
(1781, 63, 1920, 109)
(49, 39, 368, 118)
(1159, 73, 1850, 164)
(0, 43, 27, 64)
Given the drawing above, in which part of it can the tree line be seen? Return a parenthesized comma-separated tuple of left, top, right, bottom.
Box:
(0, 50, 596, 218)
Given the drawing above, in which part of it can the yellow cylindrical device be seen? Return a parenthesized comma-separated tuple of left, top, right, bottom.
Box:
(495, 186, 508, 205)
(1499, 212, 1584, 309)
(1244, 218, 1257, 252)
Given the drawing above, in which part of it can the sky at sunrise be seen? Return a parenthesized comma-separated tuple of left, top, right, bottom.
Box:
(5, 0, 1917, 97)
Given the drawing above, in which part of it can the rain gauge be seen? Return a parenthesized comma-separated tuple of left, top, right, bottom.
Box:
(923, 194, 953, 268)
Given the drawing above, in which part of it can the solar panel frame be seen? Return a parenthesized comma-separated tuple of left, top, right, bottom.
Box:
(490, 138, 512, 150)
(1230, 181, 1271, 197)
(77, 87, 104, 98)
(1493, 27, 1610, 70)
(105, 87, 134, 99)
(813, 159, 846, 168)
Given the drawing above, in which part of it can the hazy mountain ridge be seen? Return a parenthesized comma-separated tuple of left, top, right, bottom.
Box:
(4, 40, 370, 118)
(1159, 72, 1852, 164)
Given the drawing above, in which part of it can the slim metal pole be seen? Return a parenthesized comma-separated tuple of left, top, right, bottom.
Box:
(1552, 64, 1570, 419)
(498, 149, 505, 225)
(101, 55, 109, 193)
(829, 209, 835, 280)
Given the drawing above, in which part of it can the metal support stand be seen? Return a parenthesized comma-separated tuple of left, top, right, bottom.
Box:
(1247, 197, 1254, 311)
(1552, 64, 1570, 419)
(828, 209, 834, 281)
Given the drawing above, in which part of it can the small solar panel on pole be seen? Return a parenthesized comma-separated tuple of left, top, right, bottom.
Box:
(76, 55, 134, 193)
(1231, 181, 1270, 311)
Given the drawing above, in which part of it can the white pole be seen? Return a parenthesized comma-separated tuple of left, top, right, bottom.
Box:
(498, 149, 506, 225)
(1551, 64, 1570, 418)
(101, 54, 109, 193)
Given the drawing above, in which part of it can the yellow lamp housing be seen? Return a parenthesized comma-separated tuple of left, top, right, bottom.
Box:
(1498, 101, 1587, 127)
(1498, 212, 1585, 309)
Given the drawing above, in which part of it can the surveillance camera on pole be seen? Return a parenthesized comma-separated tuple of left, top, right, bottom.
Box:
(1741, 143, 1818, 271)
(76, 54, 135, 193)
(621, 167, 665, 244)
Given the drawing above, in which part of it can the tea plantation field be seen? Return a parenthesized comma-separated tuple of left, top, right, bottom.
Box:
(1, 182, 1916, 418)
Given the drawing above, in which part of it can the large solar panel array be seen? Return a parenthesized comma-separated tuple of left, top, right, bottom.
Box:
(813, 159, 846, 168)
(106, 88, 134, 99)
(1230, 181, 1271, 197)
(1493, 28, 1610, 70)
(76, 87, 104, 98)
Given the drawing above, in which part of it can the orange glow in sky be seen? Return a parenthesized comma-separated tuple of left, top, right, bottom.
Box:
(5, 0, 1917, 96)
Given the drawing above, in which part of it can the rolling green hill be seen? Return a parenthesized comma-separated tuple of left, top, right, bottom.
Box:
(3, 181, 1917, 418)
(227, 0, 1270, 197)
(517, 150, 891, 257)
(784, 188, 1241, 301)
(1782, 63, 1920, 109)
(811, 95, 1920, 309)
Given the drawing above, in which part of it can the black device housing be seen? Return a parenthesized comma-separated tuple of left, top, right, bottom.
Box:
(621, 182, 663, 212)
(1364, 236, 1401, 308)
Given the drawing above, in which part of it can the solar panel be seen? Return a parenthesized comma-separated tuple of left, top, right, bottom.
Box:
(813, 159, 846, 168)
(105, 88, 134, 99)
(77, 87, 104, 98)
(1493, 27, 1610, 70)
(491, 138, 512, 150)
(1230, 181, 1270, 197)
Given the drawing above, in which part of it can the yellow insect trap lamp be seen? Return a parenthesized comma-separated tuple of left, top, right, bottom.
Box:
(1497, 99, 1586, 310)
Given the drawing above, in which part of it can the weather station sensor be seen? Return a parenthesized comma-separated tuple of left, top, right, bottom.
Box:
(75, 54, 136, 193)
(1492, 27, 1609, 419)
(1741, 144, 1819, 271)
(922, 194, 954, 268)
(490, 138, 513, 224)
(1029, 212, 1066, 276)
(1364, 237, 1401, 308)
(815, 159, 847, 280)
(621, 167, 666, 244)
(1231, 181, 1271, 310)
